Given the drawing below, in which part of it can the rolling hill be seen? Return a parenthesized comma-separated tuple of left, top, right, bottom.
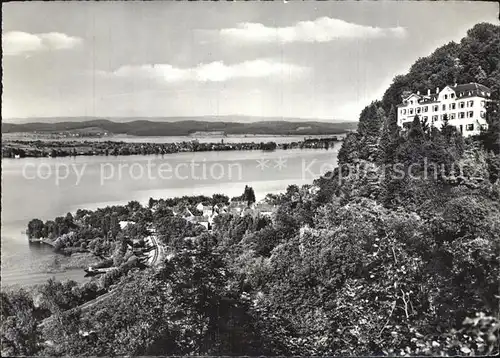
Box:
(1, 118, 357, 136)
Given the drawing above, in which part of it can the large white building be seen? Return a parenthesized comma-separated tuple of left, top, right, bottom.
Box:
(397, 82, 491, 137)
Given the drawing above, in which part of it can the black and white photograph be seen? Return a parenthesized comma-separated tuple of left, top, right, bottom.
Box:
(1, 0, 499, 356)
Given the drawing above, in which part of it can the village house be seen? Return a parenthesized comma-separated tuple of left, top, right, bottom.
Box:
(196, 202, 214, 217)
(192, 216, 209, 230)
(173, 207, 195, 220)
(254, 202, 276, 217)
(227, 201, 250, 216)
(119, 220, 136, 230)
(397, 82, 491, 137)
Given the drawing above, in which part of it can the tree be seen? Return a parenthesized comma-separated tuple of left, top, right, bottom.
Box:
(153, 204, 174, 222)
(479, 99, 500, 154)
(64, 212, 74, 227)
(127, 200, 142, 213)
(260, 142, 277, 151)
(110, 213, 120, 239)
(357, 101, 385, 137)
(421, 115, 430, 136)
(156, 215, 204, 246)
(440, 113, 451, 134)
(234, 186, 257, 206)
(1, 290, 41, 356)
(212, 193, 230, 206)
(408, 115, 425, 142)
(244, 186, 256, 206)
(379, 105, 400, 163)
(27, 218, 44, 239)
(38, 279, 81, 314)
(337, 132, 361, 165)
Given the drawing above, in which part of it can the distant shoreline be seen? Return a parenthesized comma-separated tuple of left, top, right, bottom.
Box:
(1, 118, 357, 138)
(2, 136, 342, 158)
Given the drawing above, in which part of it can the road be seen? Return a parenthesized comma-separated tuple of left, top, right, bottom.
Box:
(148, 233, 164, 266)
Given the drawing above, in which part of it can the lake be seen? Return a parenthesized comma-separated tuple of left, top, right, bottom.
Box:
(1, 145, 340, 288)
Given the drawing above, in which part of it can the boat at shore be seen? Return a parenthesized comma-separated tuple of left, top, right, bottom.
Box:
(83, 266, 116, 276)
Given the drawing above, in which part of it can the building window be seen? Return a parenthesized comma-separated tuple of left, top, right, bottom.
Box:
(467, 100, 474, 107)
(423, 116, 428, 122)
(432, 115, 438, 122)
(423, 106, 429, 112)
(459, 102, 465, 109)
(466, 124, 474, 131)
(441, 104, 446, 111)
(402, 109, 406, 115)
(459, 112, 465, 119)
(449, 103, 456, 110)
(444, 94, 448, 99)
(467, 111, 474, 118)
(433, 105, 439, 112)
(416, 107, 421, 114)
(481, 100, 485, 108)
(480, 111, 486, 119)
(409, 108, 414, 115)
(450, 113, 456, 120)
(450, 93, 455, 98)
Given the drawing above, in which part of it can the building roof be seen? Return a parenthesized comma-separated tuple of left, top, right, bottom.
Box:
(452, 82, 491, 93)
(399, 83, 491, 107)
(229, 200, 247, 208)
(419, 94, 440, 104)
(452, 83, 491, 99)
(402, 93, 421, 102)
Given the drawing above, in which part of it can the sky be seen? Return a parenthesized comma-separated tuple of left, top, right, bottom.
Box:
(2, 1, 498, 122)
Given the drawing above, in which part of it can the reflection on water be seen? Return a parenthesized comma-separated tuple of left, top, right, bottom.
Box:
(1, 145, 339, 288)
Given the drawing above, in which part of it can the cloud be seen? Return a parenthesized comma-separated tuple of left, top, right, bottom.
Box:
(102, 59, 308, 83)
(218, 17, 407, 43)
(2, 31, 82, 56)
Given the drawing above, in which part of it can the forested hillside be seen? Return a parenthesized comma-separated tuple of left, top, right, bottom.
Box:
(2, 23, 499, 356)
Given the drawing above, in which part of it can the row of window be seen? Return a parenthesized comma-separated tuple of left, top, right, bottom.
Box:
(415, 111, 485, 121)
(442, 91, 490, 99)
(402, 100, 486, 115)
(461, 123, 487, 132)
(401, 121, 487, 132)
